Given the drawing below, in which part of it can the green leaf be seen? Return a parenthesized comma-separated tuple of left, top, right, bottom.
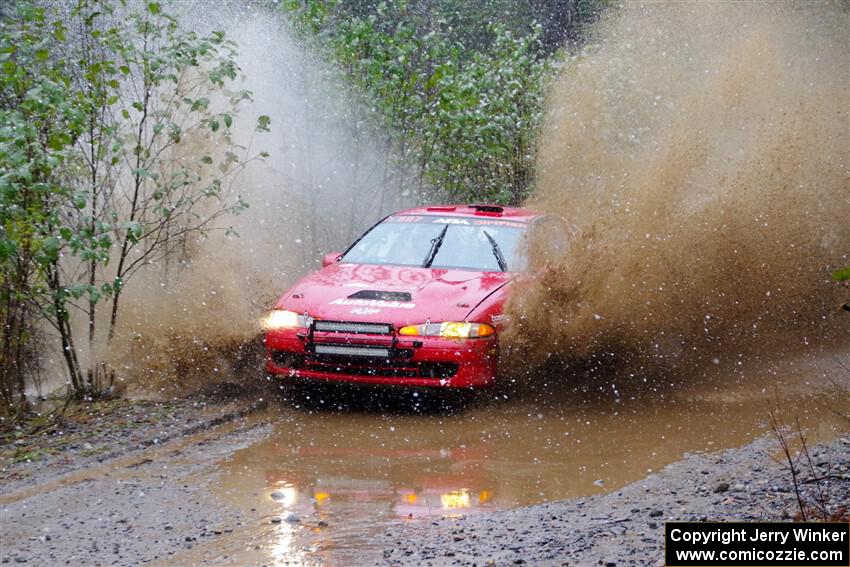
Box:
(168, 123, 182, 143)
(833, 267, 850, 282)
(123, 222, 142, 243)
(48, 132, 69, 151)
(67, 283, 89, 299)
(72, 192, 87, 209)
(147, 2, 161, 15)
(190, 97, 209, 111)
(222, 114, 232, 128)
(256, 115, 271, 132)
(42, 237, 60, 261)
(131, 168, 155, 179)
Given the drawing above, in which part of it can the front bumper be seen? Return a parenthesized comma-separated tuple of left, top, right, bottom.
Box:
(264, 326, 498, 388)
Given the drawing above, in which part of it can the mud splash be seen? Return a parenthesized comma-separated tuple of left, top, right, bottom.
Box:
(104, 2, 414, 395)
(506, 1, 849, 377)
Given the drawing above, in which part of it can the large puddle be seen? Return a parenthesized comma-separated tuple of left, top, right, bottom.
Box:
(178, 349, 847, 565)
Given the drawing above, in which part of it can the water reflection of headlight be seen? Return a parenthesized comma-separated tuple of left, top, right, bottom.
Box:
(401, 492, 417, 504)
(440, 490, 471, 509)
(270, 485, 298, 508)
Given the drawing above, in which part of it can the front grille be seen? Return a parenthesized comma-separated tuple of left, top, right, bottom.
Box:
(307, 360, 457, 379)
(314, 320, 393, 334)
(270, 350, 457, 380)
(314, 344, 390, 358)
(269, 317, 458, 381)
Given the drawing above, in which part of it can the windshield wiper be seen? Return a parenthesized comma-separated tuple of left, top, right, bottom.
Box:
(483, 230, 507, 272)
(422, 224, 449, 268)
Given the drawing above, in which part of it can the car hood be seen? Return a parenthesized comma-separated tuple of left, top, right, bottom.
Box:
(276, 262, 512, 324)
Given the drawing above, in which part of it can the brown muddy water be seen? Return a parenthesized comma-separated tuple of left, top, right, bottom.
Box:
(164, 348, 848, 566)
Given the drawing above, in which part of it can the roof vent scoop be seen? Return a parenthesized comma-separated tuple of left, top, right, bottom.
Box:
(470, 204, 504, 214)
(348, 290, 413, 302)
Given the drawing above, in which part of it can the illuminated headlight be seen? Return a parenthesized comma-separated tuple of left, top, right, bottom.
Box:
(440, 490, 471, 509)
(398, 322, 495, 338)
(262, 309, 312, 330)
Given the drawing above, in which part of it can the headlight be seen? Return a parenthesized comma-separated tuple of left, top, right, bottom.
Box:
(262, 309, 312, 330)
(398, 322, 495, 338)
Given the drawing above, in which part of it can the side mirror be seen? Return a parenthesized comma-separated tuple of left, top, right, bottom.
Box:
(322, 252, 342, 267)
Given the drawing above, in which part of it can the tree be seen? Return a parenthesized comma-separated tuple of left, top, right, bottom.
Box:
(0, 2, 93, 412)
(283, 0, 554, 204)
(0, 0, 268, 405)
(420, 24, 550, 203)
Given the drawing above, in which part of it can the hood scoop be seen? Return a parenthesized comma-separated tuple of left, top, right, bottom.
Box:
(347, 290, 412, 302)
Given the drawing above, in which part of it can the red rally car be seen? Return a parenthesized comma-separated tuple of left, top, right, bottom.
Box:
(263, 204, 539, 390)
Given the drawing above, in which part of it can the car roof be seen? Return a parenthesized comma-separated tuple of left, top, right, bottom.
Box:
(391, 204, 538, 222)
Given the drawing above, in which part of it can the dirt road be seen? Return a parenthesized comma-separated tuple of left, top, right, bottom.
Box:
(1, 351, 847, 566)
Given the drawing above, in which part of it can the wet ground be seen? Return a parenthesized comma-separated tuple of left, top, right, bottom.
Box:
(170, 350, 847, 565)
(1, 349, 847, 566)
(373, 435, 850, 566)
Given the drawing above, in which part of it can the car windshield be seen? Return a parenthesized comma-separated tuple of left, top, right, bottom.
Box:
(340, 215, 527, 272)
